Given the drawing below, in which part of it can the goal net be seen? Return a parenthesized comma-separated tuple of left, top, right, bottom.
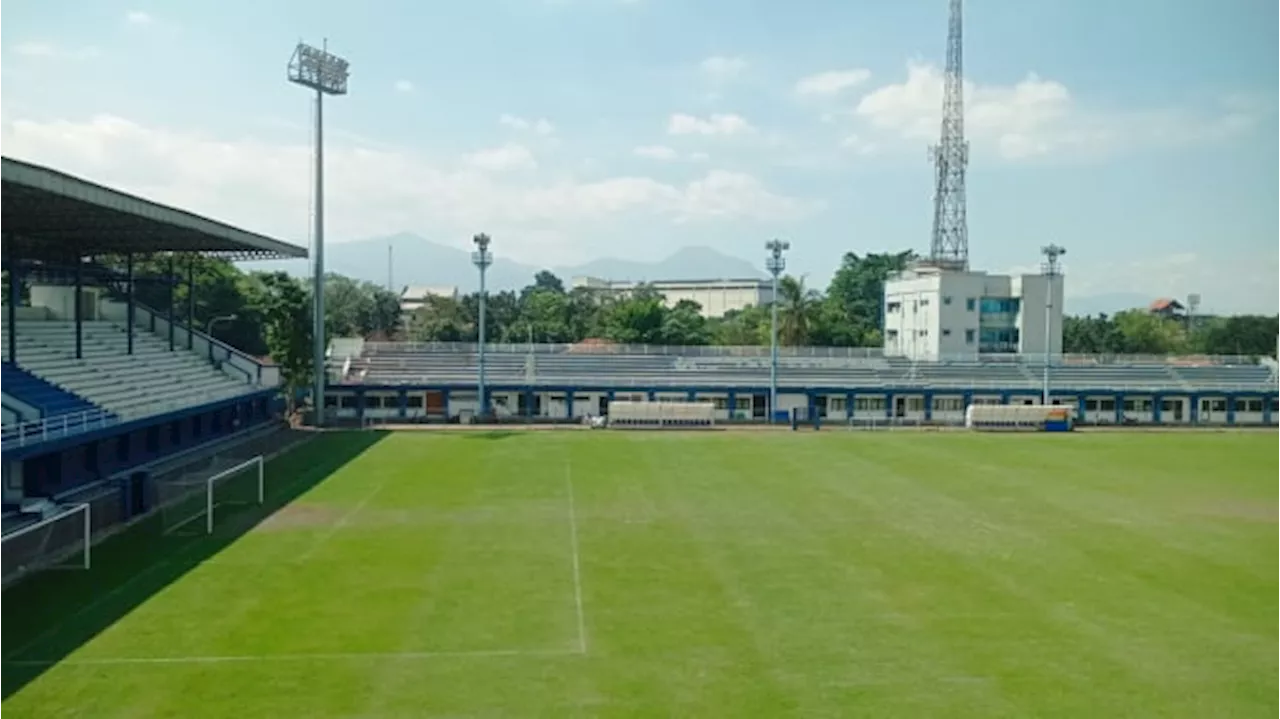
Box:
(608, 400, 715, 429)
(158, 456, 265, 537)
(1, 503, 91, 584)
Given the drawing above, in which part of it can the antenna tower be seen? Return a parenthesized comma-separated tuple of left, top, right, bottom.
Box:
(928, 0, 969, 269)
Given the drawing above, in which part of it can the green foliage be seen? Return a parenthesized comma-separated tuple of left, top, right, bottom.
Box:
(1063, 312, 1278, 357)
(246, 271, 313, 404)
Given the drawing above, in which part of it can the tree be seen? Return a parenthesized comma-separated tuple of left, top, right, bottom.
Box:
(602, 285, 667, 344)
(777, 275, 821, 346)
(406, 295, 472, 342)
(248, 272, 313, 410)
(660, 299, 710, 345)
(529, 270, 565, 295)
(823, 250, 916, 345)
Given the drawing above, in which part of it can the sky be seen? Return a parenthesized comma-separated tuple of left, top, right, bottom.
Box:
(2, 0, 1277, 314)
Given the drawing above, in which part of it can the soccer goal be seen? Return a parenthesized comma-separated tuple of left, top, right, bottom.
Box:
(1, 503, 91, 584)
(158, 456, 265, 537)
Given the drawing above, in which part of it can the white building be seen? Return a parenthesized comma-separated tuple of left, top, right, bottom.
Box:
(399, 285, 459, 324)
(882, 264, 1063, 361)
(571, 276, 774, 318)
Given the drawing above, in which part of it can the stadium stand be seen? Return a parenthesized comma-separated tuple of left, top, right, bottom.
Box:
(336, 342, 1276, 392)
(11, 320, 255, 419)
(2, 156, 306, 571)
(328, 340, 1278, 426)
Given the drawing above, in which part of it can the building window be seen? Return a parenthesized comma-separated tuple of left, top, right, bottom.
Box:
(966, 297, 976, 311)
(886, 302, 901, 313)
(942, 328, 951, 337)
(855, 397, 886, 411)
(920, 298, 930, 307)
(829, 397, 847, 412)
(886, 329, 899, 340)
(980, 297, 1020, 314)
(965, 329, 975, 344)
(712, 397, 729, 410)
(942, 296, 952, 305)
(406, 394, 424, 408)
(918, 329, 928, 337)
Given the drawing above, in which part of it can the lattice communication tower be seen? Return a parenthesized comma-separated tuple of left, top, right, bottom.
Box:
(927, 0, 969, 270)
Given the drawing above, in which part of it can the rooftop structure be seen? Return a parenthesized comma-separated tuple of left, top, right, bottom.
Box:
(570, 276, 774, 318)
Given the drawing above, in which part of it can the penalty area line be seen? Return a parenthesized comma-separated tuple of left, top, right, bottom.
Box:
(3, 648, 580, 668)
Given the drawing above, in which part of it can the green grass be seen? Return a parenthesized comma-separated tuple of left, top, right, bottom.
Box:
(2, 430, 1276, 718)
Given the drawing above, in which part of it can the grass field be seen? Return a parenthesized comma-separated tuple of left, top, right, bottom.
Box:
(2, 430, 1276, 718)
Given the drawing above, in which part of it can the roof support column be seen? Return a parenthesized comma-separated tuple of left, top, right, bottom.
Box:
(126, 253, 135, 355)
(74, 257, 84, 360)
(187, 255, 196, 351)
(7, 259, 19, 364)
(167, 254, 175, 352)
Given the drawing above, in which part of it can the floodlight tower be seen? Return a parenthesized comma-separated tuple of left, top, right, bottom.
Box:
(765, 239, 790, 421)
(472, 234, 493, 418)
(288, 40, 349, 426)
(1040, 243, 1066, 404)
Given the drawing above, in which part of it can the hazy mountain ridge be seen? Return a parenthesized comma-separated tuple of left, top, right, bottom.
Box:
(250, 232, 1173, 316)
(251, 232, 764, 292)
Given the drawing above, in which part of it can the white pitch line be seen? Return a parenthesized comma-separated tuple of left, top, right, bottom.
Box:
(298, 482, 386, 561)
(3, 648, 579, 668)
(566, 461, 588, 655)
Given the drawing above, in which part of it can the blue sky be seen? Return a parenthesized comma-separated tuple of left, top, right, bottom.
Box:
(2, 0, 1277, 313)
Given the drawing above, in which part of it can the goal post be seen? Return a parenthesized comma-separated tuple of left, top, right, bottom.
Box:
(158, 456, 265, 537)
(1, 503, 91, 583)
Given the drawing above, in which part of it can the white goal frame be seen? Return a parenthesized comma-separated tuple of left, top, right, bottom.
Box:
(161, 456, 265, 536)
(1, 502, 91, 574)
(204, 455, 265, 534)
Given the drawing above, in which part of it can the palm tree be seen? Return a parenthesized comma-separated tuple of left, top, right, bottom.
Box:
(778, 275, 820, 346)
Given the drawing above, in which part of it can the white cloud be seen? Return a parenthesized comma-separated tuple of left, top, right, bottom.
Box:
(465, 143, 537, 172)
(839, 134, 877, 155)
(667, 113, 754, 136)
(852, 61, 1258, 161)
(125, 10, 154, 25)
(393, 80, 415, 94)
(11, 42, 99, 60)
(689, 151, 710, 162)
(700, 56, 747, 81)
(0, 114, 813, 259)
(795, 69, 872, 97)
(633, 145, 679, 160)
(499, 114, 555, 136)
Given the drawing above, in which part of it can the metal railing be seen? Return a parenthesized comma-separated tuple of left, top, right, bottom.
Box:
(341, 371, 1275, 393)
(354, 340, 1261, 367)
(1, 408, 119, 448)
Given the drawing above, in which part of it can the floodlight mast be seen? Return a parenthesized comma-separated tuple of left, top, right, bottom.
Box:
(1040, 244, 1065, 405)
(472, 234, 494, 419)
(765, 239, 790, 422)
(288, 39, 349, 426)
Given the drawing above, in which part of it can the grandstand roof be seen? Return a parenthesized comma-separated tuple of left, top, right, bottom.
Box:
(1, 157, 307, 262)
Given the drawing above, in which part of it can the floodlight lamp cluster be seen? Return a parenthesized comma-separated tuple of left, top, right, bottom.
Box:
(765, 239, 789, 276)
(288, 42, 350, 95)
(1040, 243, 1066, 276)
(471, 233, 493, 269)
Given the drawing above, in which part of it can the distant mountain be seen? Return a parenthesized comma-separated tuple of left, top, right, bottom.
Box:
(565, 246, 764, 283)
(248, 233, 763, 292)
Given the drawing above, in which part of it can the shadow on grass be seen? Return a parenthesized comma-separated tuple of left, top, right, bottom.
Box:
(460, 430, 523, 441)
(0, 430, 388, 699)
